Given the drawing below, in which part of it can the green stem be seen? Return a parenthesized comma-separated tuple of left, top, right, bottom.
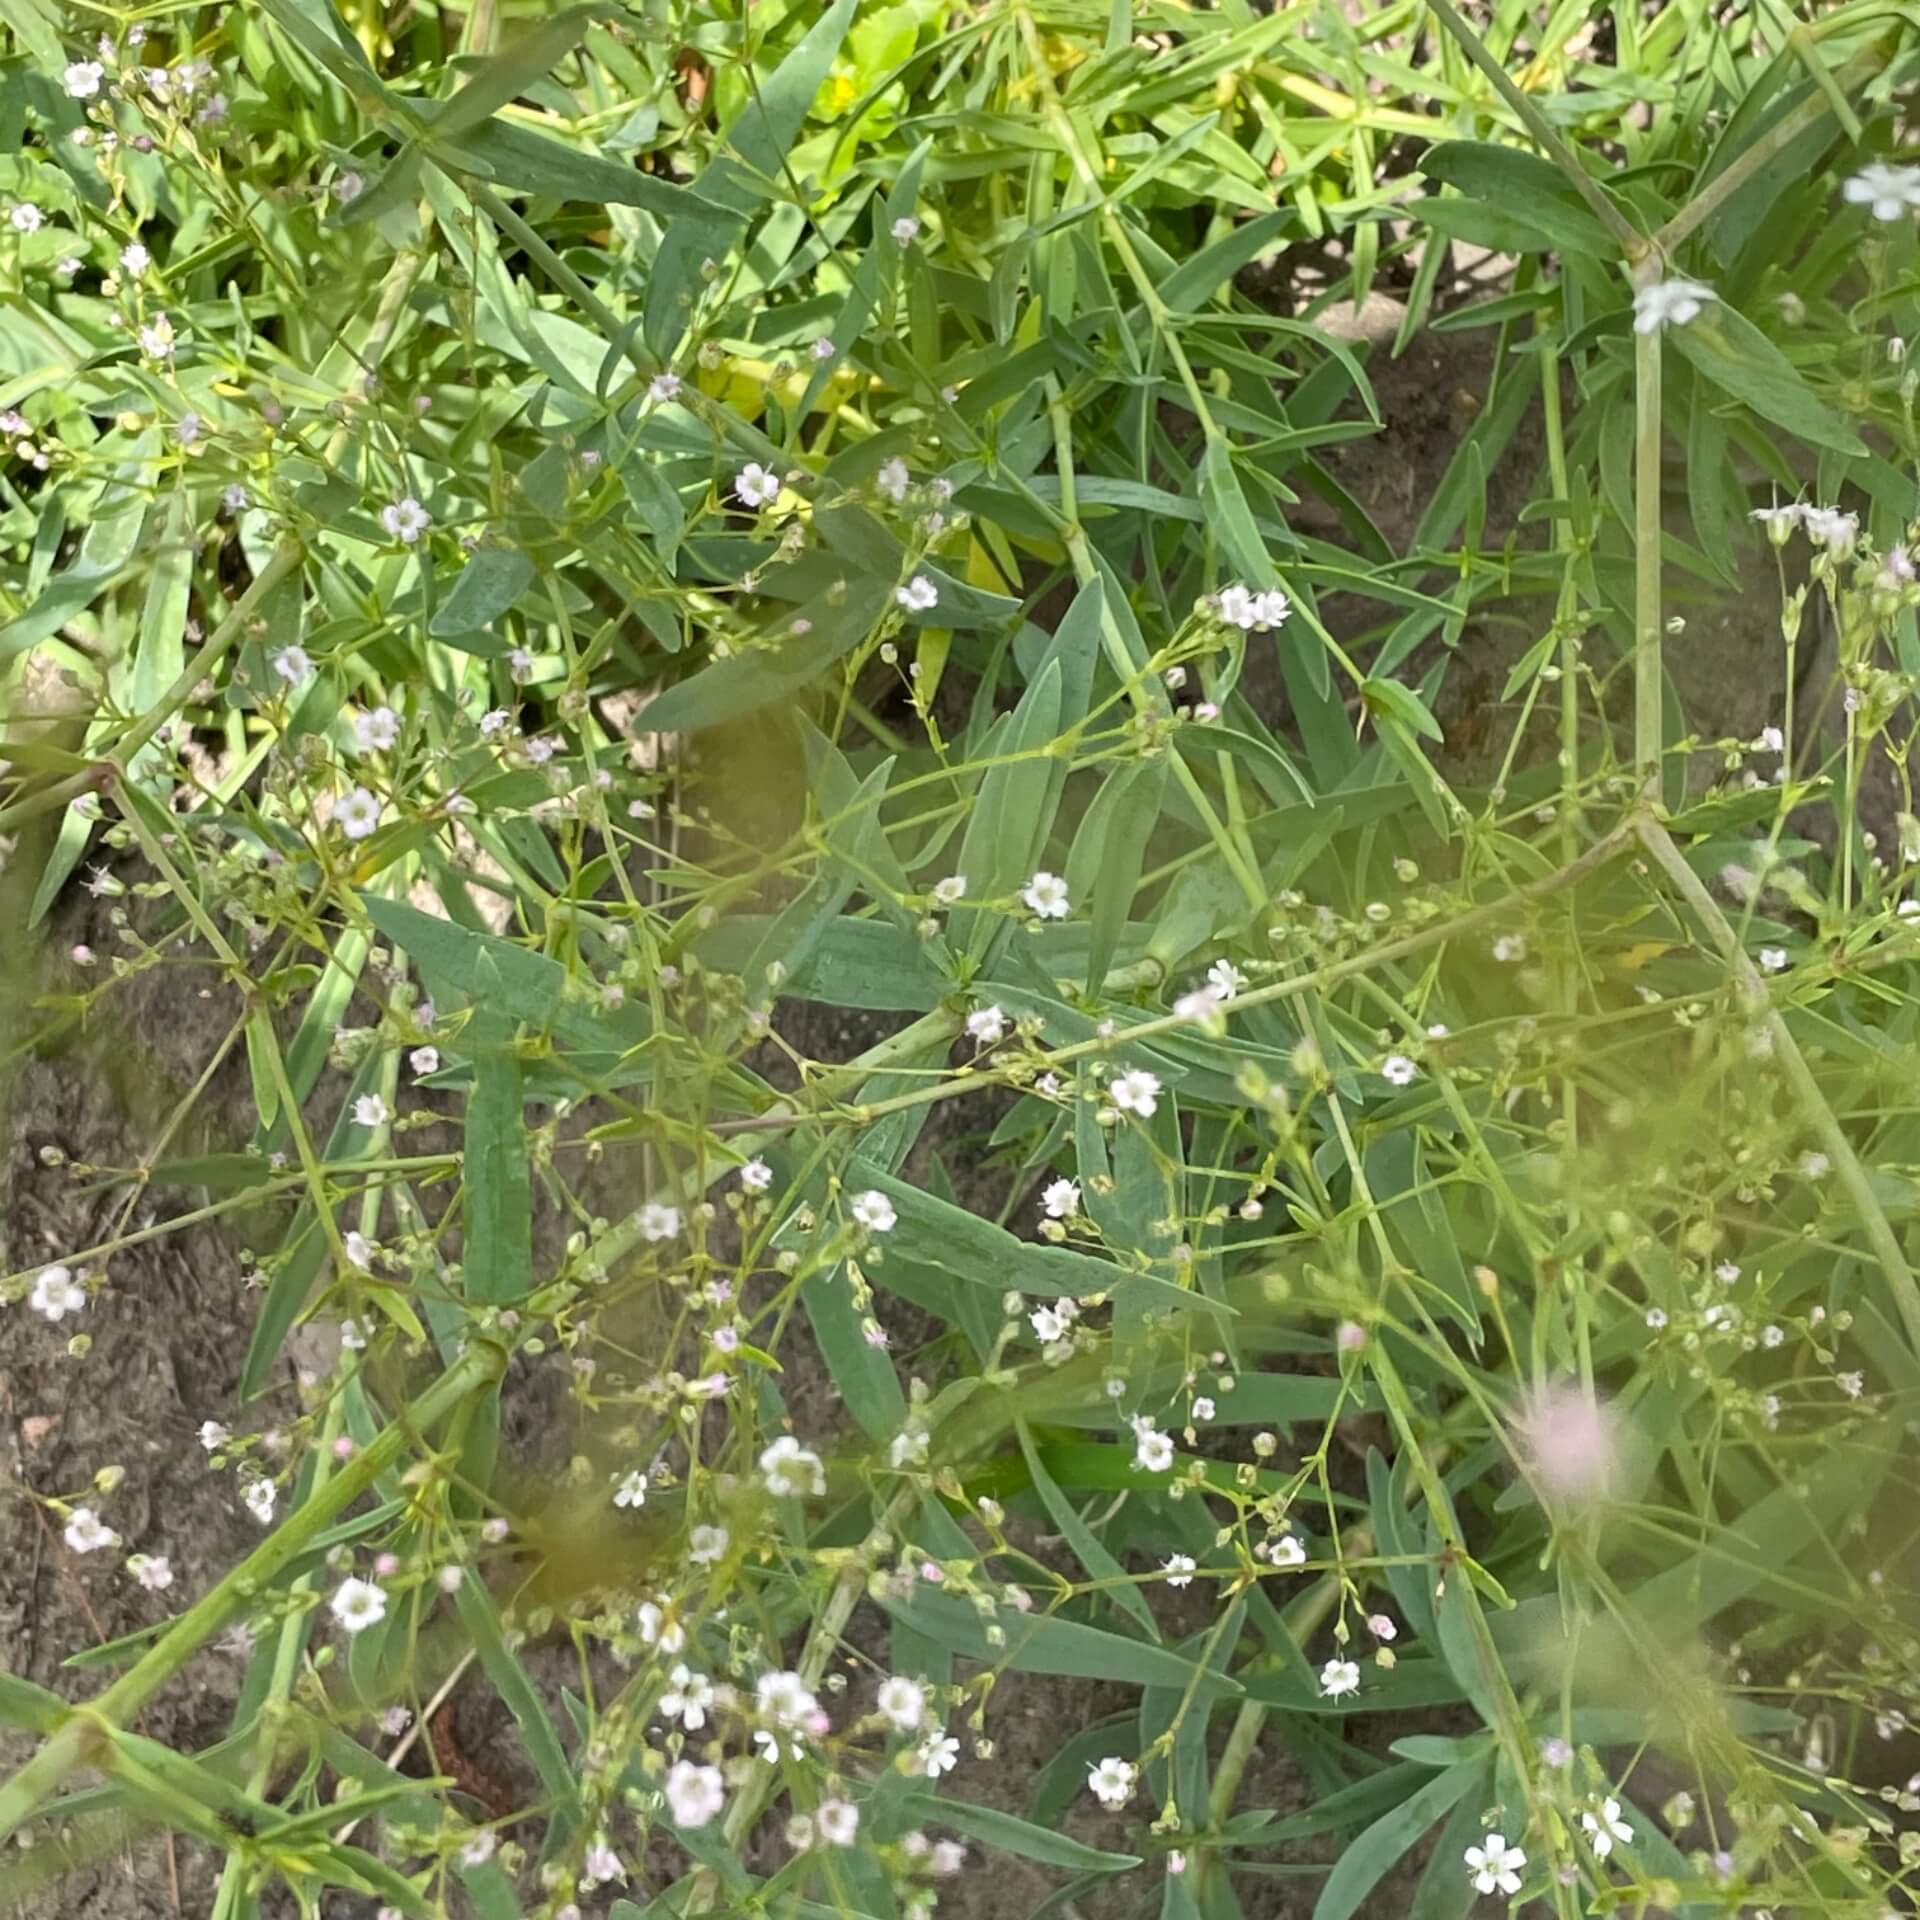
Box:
(1637, 817, 1920, 1354)
(1633, 268, 1664, 793)
(0, 1340, 506, 1844)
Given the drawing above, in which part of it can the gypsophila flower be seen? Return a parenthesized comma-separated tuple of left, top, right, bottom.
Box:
(648, 371, 680, 403)
(1844, 162, 1920, 222)
(1022, 869, 1070, 918)
(380, 496, 429, 543)
(850, 1188, 897, 1234)
(1041, 1177, 1080, 1219)
(1110, 1069, 1161, 1117)
(740, 1157, 773, 1192)
(810, 336, 836, 361)
(243, 1479, 275, 1524)
(1645, 1307, 1668, 1329)
(1633, 277, 1715, 333)
(1320, 1658, 1360, 1698)
(1367, 1612, 1397, 1640)
(1762, 1323, 1784, 1348)
(735, 462, 781, 508)
(329, 1577, 387, 1634)
(1839, 1370, 1866, 1399)
(10, 203, 43, 234)
(636, 1600, 685, 1652)
(636, 1202, 681, 1242)
(877, 1675, 927, 1732)
(1271, 1534, 1306, 1567)
(1164, 1553, 1196, 1588)
(354, 706, 399, 753)
(351, 1093, 388, 1128)
(892, 215, 922, 245)
(933, 874, 967, 905)
(1465, 1834, 1526, 1896)
(916, 1727, 960, 1778)
(896, 574, 938, 612)
(139, 313, 176, 359)
(689, 1523, 729, 1564)
(757, 1669, 819, 1727)
(199, 1420, 230, 1451)
(1803, 506, 1857, 555)
(760, 1435, 826, 1498)
(66, 60, 104, 97)
(64, 1507, 118, 1554)
(222, 483, 250, 515)
(458, 1830, 498, 1868)
(1582, 1797, 1634, 1857)
(1758, 946, 1788, 972)
(1216, 584, 1291, 630)
(30, 1265, 86, 1322)
(1134, 1423, 1175, 1472)
(334, 787, 381, 840)
(409, 1045, 439, 1076)
(660, 1664, 714, 1729)
(1087, 1756, 1136, 1807)
(1492, 934, 1526, 963)
(1193, 1395, 1216, 1420)
(1382, 1053, 1417, 1086)
(339, 1317, 367, 1352)
(664, 1760, 726, 1828)
(817, 1799, 860, 1846)
(966, 1005, 1006, 1046)
(121, 241, 150, 276)
(128, 1553, 174, 1591)
(271, 644, 312, 686)
(344, 1231, 374, 1268)
(613, 1470, 649, 1509)
(1207, 958, 1246, 998)
(877, 456, 912, 503)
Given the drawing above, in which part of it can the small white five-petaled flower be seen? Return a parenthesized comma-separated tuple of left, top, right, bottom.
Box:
(1465, 1833, 1527, 1896)
(1319, 1658, 1360, 1699)
(1086, 1756, 1136, 1806)
(1581, 1796, 1634, 1858)
(330, 1576, 388, 1634)
(379, 496, 430, 543)
(734, 462, 781, 509)
(1844, 162, 1920, 222)
(1109, 1069, 1161, 1117)
(1022, 870, 1070, 918)
(1632, 277, 1716, 334)
(850, 1188, 897, 1234)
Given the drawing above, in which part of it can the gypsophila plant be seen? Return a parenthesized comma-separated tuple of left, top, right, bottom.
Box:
(6, 4, 1920, 1920)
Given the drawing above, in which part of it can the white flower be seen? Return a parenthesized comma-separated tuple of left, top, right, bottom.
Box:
(379, 496, 430, 543)
(1192, 1395, 1215, 1421)
(30, 1265, 86, 1322)
(1270, 1534, 1305, 1567)
(1087, 1756, 1136, 1807)
(756, 1668, 819, 1727)
(1491, 933, 1526, 963)
(637, 1202, 681, 1243)
(1319, 1658, 1360, 1698)
(199, 1420, 230, 1451)
(966, 1004, 1006, 1046)
(877, 456, 912, 502)
(817, 1798, 860, 1846)
(332, 170, 364, 204)
(10, 203, 43, 234)
(243, 1479, 276, 1525)
(1582, 1797, 1633, 1858)
(1134, 1424, 1175, 1472)
(916, 1727, 960, 1778)
(1207, 959, 1246, 998)
(648, 372, 681, 403)
(351, 1093, 388, 1128)
(1041, 1177, 1079, 1219)
(1367, 1611, 1397, 1640)
(1022, 870, 1070, 918)
(660, 1663, 714, 1729)
(138, 312, 176, 359)
(128, 1553, 174, 1591)
(760, 1435, 826, 1498)
(339, 1317, 367, 1352)
(120, 241, 149, 275)
(896, 574, 938, 612)
(458, 1830, 498, 1868)
(850, 1188, 897, 1234)
(810, 335, 836, 362)
(1750, 503, 1802, 546)
(409, 1045, 439, 1077)
(222, 483, 251, 515)
(581, 1839, 625, 1889)
(689, 1523, 729, 1564)
(1633, 277, 1716, 333)
(1465, 1833, 1526, 1896)
(335, 787, 381, 839)
(1216, 584, 1258, 629)
(1757, 946, 1788, 973)
(636, 1600, 685, 1652)
(66, 60, 105, 98)
(735, 462, 781, 509)
(613, 1470, 649, 1509)
(1030, 1304, 1071, 1343)
(1381, 1053, 1417, 1086)
(878, 1675, 926, 1731)
(1174, 986, 1224, 1025)
(1756, 724, 1785, 752)
(1109, 1069, 1161, 1117)
(271, 644, 312, 686)
(329, 1577, 387, 1634)
(740, 1157, 773, 1192)
(932, 874, 967, 905)
(354, 706, 399, 753)
(1164, 1553, 1196, 1587)
(664, 1759, 726, 1829)
(64, 1507, 119, 1554)
(344, 1231, 374, 1269)
(1839, 1369, 1866, 1399)
(1844, 162, 1920, 222)
(891, 215, 921, 245)
(1803, 505, 1858, 555)
(1216, 584, 1290, 631)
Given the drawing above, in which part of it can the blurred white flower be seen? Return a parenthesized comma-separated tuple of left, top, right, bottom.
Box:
(1632, 277, 1715, 333)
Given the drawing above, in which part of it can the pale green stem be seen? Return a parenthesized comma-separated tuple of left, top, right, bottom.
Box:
(1633, 267, 1665, 793)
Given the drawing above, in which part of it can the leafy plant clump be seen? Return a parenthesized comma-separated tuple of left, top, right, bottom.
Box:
(5, 4, 1920, 1919)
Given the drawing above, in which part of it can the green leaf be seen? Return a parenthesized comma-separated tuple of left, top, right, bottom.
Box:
(1311, 1760, 1486, 1920)
(700, 0, 859, 212)
(1419, 143, 1625, 256)
(901, 1791, 1142, 1873)
(430, 548, 536, 637)
(953, 657, 1062, 956)
(1066, 757, 1167, 991)
(1017, 1419, 1160, 1638)
(803, 1264, 907, 1442)
(1160, 210, 1293, 313)
(1199, 432, 1275, 588)
(432, 6, 607, 142)
(462, 994, 531, 1306)
(433, 114, 712, 225)
(1670, 302, 1867, 456)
